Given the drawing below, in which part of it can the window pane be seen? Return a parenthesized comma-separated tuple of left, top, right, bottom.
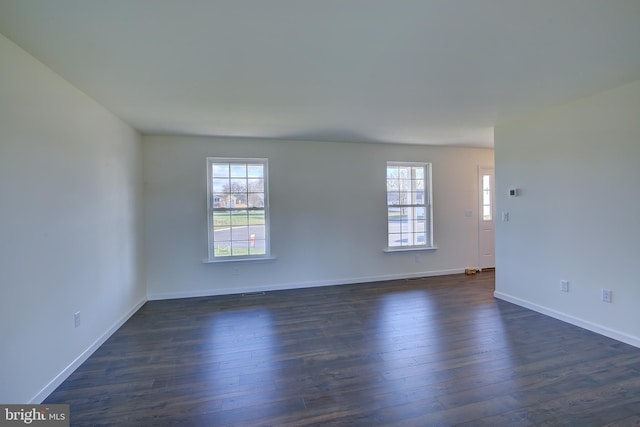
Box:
(249, 211, 265, 225)
(248, 194, 265, 208)
(212, 163, 229, 178)
(247, 164, 264, 178)
(387, 167, 399, 179)
(388, 233, 403, 247)
(483, 190, 491, 204)
(412, 191, 424, 204)
(249, 241, 266, 255)
(230, 164, 247, 178)
(213, 211, 231, 230)
(232, 211, 248, 226)
(249, 225, 265, 250)
(483, 205, 492, 221)
(232, 241, 249, 256)
(387, 192, 400, 205)
(483, 175, 491, 191)
(230, 179, 246, 194)
(413, 167, 424, 180)
(231, 226, 249, 241)
(213, 178, 228, 193)
(248, 178, 264, 193)
(413, 232, 426, 245)
(388, 207, 403, 220)
(398, 190, 411, 205)
(249, 223, 265, 237)
(214, 242, 231, 257)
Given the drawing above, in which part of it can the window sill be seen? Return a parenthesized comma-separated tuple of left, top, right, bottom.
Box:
(203, 256, 277, 264)
(383, 246, 438, 253)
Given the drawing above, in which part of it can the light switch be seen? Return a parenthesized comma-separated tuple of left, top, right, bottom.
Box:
(502, 212, 510, 222)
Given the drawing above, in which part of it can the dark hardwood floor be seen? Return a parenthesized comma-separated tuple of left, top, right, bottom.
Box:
(45, 272, 640, 426)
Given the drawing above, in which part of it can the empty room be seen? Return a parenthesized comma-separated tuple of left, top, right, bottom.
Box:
(1, 1, 640, 425)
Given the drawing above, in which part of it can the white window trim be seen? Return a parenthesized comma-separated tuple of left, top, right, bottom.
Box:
(202, 256, 277, 264)
(385, 161, 435, 252)
(206, 157, 272, 262)
(383, 246, 438, 253)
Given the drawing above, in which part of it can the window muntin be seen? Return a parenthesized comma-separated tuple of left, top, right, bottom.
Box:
(207, 158, 270, 260)
(386, 162, 433, 249)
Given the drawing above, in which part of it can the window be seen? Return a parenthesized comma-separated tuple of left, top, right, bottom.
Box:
(482, 174, 492, 221)
(386, 162, 433, 250)
(207, 158, 270, 260)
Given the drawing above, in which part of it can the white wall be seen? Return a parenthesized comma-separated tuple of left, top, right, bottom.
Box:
(494, 79, 640, 347)
(0, 34, 145, 403)
(143, 135, 493, 299)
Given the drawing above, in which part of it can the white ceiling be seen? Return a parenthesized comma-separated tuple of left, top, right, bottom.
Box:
(1, 0, 639, 147)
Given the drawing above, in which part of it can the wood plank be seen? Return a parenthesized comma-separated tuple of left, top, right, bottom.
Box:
(43, 272, 640, 426)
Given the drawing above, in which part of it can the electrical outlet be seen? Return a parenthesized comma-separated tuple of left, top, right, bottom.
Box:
(601, 289, 612, 303)
(560, 280, 569, 292)
(74, 311, 81, 328)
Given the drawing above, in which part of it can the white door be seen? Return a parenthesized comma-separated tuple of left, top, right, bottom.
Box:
(478, 167, 495, 270)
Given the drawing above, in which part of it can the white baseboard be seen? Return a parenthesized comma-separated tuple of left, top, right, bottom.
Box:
(147, 268, 466, 300)
(30, 296, 147, 404)
(494, 291, 640, 349)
